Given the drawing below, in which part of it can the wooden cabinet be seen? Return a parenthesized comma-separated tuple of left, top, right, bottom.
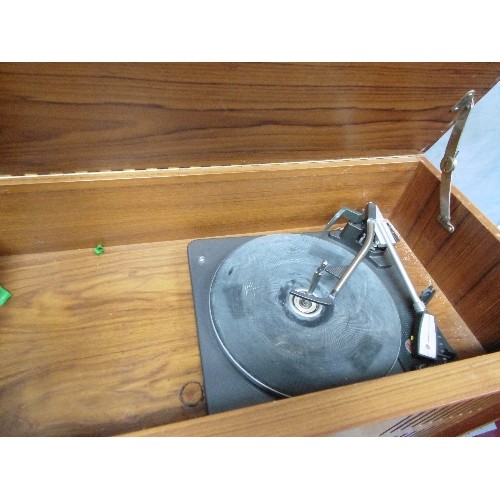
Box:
(0, 63, 498, 436)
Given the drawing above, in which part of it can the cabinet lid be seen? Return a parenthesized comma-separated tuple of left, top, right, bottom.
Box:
(0, 62, 499, 175)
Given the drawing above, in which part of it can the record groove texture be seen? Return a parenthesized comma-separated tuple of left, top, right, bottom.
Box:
(209, 234, 401, 396)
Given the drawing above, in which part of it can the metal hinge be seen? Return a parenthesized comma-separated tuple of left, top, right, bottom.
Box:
(438, 90, 475, 232)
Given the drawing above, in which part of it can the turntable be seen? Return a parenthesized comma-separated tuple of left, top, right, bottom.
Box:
(188, 202, 456, 414)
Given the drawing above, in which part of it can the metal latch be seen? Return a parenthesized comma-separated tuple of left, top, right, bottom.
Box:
(438, 90, 475, 232)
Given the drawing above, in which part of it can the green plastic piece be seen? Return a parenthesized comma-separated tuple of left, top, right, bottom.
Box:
(0, 285, 12, 306)
(93, 244, 105, 256)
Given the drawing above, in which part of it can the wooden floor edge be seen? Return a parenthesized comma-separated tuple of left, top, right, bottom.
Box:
(120, 351, 500, 437)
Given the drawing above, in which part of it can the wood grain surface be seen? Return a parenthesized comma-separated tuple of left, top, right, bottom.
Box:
(0, 239, 206, 436)
(391, 158, 500, 351)
(0, 157, 418, 255)
(1, 63, 499, 175)
(124, 351, 500, 437)
(0, 229, 483, 436)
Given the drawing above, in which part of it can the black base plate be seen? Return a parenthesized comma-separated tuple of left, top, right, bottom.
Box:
(188, 231, 456, 414)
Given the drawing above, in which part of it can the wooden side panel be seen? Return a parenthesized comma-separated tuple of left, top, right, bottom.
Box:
(1, 63, 499, 175)
(0, 157, 417, 255)
(456, 268, 500, 352)
(391, 159, 500, 350)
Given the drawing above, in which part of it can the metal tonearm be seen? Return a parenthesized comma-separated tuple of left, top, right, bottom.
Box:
(290, 202, 439, 359)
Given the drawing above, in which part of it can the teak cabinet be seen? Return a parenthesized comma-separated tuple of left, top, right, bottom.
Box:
(0, 63, 499, 436)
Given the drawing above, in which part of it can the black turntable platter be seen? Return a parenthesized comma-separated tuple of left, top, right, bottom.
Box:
(209, 233, 401, 397)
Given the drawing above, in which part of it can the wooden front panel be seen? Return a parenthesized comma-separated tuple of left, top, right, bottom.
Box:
(1, 62, 499, 175)
(125, 352, 500, 437)
(379, 393, 500, 437)
(331, 392, 500, 436)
